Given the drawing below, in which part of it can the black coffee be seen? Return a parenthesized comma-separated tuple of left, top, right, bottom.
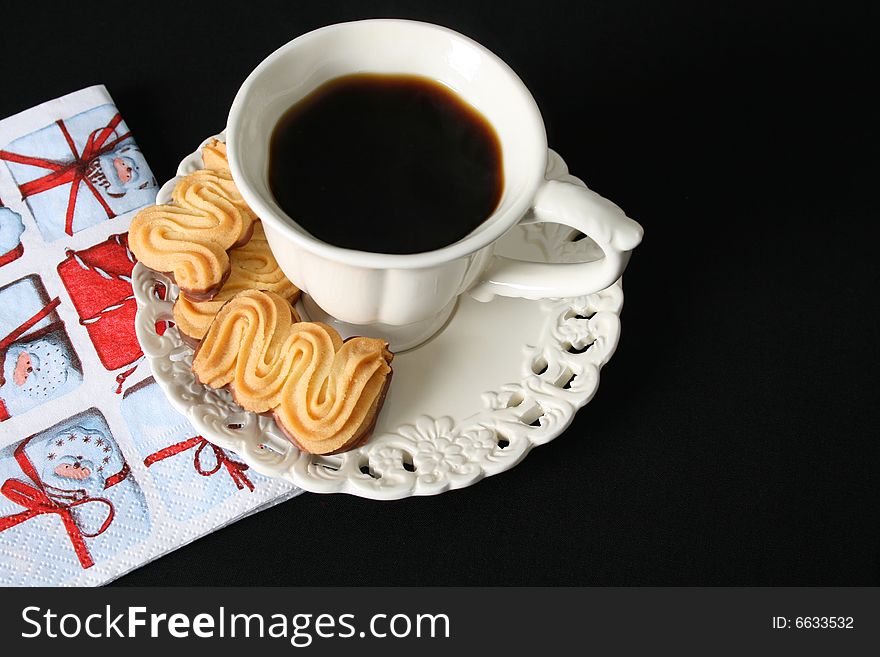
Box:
(268, 73, 503, 254)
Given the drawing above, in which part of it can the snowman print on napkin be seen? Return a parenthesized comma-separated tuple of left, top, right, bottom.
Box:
(0, 408, 150, 586)
(0, 275, 82, 421)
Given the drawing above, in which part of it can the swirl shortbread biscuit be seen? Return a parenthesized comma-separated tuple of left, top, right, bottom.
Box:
(193, 290, 393, 455)
(128, 148, 256, 300)
(173, 221, 301, 342)
(201, 139, 228, 171)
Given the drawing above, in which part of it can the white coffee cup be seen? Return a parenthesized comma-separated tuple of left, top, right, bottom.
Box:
(227, 19, 643, 350)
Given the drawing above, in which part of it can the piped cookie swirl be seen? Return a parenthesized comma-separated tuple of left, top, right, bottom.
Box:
(173, 221, 300, 341)
(193, 290, 393, 455)
(129, 167, 256, 300)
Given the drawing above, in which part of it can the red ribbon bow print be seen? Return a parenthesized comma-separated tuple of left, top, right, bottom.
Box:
(0, 114, 131, 236)
(0, 297, 61, 356)
(144, 436, 255, 492)
(0, 440, 117, 569)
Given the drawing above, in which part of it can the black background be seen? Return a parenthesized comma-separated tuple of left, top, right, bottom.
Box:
(1, 1, 876, 585)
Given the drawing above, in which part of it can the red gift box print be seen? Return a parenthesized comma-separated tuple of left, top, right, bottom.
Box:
(0, 275, 83, 421)
(0, 104, 156, 242)
(57, 234, 140, 374)
(0, 408, 150, 585)
(0, 437, 120, 569)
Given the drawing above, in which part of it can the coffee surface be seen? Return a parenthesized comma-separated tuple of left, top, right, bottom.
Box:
(268, 73, 503, 254)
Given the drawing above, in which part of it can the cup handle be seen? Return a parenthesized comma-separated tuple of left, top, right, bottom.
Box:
(469, 160, 644, 302)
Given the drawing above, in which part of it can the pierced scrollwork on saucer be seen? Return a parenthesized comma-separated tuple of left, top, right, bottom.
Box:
(132, 135, 625, 499)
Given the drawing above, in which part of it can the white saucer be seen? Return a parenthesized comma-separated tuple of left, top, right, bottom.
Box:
(132, 135, 626, 500)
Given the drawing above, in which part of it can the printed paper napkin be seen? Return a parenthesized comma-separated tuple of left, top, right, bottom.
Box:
(0, 86, 301, 586)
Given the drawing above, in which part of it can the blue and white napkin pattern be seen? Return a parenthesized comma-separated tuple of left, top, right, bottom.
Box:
(0, 86, 301, 586)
